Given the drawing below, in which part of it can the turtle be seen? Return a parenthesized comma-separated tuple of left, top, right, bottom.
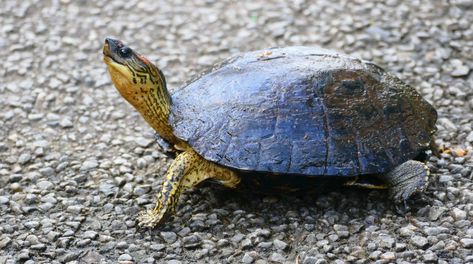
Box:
(102, 38, 437, 227)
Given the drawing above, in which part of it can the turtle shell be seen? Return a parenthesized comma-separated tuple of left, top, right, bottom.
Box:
(169, 47, 437, 176)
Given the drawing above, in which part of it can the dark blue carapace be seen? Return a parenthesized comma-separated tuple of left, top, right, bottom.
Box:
(168, 47, 437, 177)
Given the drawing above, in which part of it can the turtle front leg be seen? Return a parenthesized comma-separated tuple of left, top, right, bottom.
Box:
(381, 160, 430, 201)
(138, 149, 240, 228)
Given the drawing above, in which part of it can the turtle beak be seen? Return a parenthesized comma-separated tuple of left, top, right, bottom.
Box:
(103, 37, 125, 63)
(103, 38, 133, 84)
(103, 39, 111, 57)
(104, 38, 119, 55)
(103, 38, 114, 63)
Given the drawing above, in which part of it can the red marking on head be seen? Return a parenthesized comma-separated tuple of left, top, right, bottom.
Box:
(138, 55, 151, 65)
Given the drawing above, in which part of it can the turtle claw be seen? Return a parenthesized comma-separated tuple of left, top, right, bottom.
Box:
(137, 209, 168, 228)
(391, 177, 426, 215)
(394, 201, 410, 215)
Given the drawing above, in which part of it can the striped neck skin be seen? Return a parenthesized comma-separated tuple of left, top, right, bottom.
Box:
(106, 55, 178, 145)
(131, 68, 175, 143)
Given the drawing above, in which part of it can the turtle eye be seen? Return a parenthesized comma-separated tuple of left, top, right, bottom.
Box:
(119, 47, 132, 58)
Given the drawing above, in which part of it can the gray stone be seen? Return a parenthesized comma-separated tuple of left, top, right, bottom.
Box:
(81, 250, 105, 263)
(18, 152, 32, 164)
(99, 181, 117, 196)
(65, 221, 81, 230)
(231, 233, 245, 243)
(80, 159, 98, 171)
(269, 252, 285, 263)
(66, 205, 83, 214)
(369, 250, 382, 260)
(365, 25, 391, 41)
(302, 256, 325, 264)
(118, 254, 133, 261)
(133, 185, 151, 196)
(451, 208, 467, 220)
(380, 252, 395, 260)
(466, 131, 473, 143)
(59, 118, 73, 128)
(333, 224, 349, 238)
(39, 202, 54, 211)
(378, 234, 395, 248)
(24, 220, 39, 228)
(424, 226, 449, 236)
(460, 238, 473, 248)
(160, 231, 177, 243)
(257, 241, 272, 249)
(0, 237, 11, 249)
(135, 137, 154, 148)
(33, 140, 49, 149)
(39, 167, 55, 177)
(37, 180, 54, 190)
(0, 143, 8, 152)
(83, 231, 98, 240)
(241, 238, 252, 249)
(395, 243, 406, 252)
(24, 194, 38, 205)
(451, 65, 470, 77)
(150, 243, 165, 251)
(30, 243, 46, 250)
(439, 175, 453, 183)
(47, 231, 60, 242)
(399, 226, 415, 237)
(242, 252, 254, 264)
(273, 239, 287, 250)
(182, 235, 201, 248)
(0, 196, 9, 204)
(116, 241, 129, 249)
(411, 236, 429, 249)
(423, 252, 438, 263)
(178, 227, 191, 237)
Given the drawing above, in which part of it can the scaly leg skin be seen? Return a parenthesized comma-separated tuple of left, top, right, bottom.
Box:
(382, 160, 430, 202)
(138, 149, 241, 228)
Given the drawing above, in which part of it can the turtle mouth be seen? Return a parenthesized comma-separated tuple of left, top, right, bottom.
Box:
(103, 38, 135, 84)
(103, 53, 121, 65)
(103, 38, 123, 65)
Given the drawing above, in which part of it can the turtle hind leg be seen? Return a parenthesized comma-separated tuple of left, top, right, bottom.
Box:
(138, 149, 240, 228)
(382, 160, 430, 202)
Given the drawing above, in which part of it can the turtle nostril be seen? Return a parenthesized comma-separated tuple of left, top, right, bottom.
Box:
(105, 37, 121, 48)
(105, 38, 113, 45)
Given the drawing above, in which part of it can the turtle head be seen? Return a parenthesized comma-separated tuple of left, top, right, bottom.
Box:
(103, 38, 178, 145)
(103, 38, 168, 109)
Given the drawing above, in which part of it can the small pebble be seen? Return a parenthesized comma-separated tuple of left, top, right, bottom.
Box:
(242, 252, 254, 264)
(411, 236, 429, 249)
(160, 232, 177, 244)
(273, 239, 287, 250)
(460, 239, 473, 249)
(118, 254, 133, 261)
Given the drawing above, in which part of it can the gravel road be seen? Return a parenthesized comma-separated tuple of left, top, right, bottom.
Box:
(1, 0, 473, 263)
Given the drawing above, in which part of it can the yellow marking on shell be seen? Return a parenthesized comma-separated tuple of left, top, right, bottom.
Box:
(344, 177, 388, 190)
(257, 50, 273, 58)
